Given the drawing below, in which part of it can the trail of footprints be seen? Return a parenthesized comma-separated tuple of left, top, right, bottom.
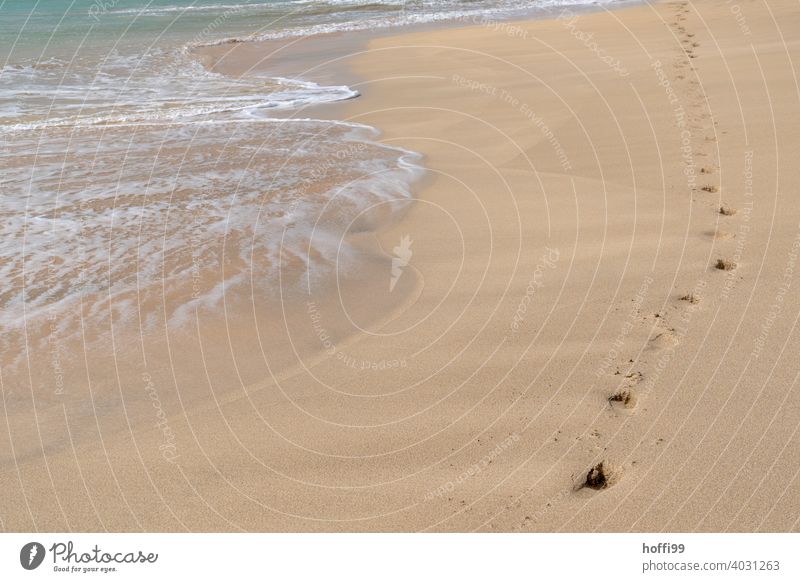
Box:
(510, 2, 744, 528)
(574, 1, 742, 495)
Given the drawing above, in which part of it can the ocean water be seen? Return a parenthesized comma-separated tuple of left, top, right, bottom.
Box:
(0, 0, 615, 339)
(0, 1, 616, 58)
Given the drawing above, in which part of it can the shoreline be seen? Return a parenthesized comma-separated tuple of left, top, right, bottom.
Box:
(195, 1, 640, 110)
(3, 0, 800, 532)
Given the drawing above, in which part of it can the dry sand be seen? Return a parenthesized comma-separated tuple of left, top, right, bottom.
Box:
(3, 0, 800, 531)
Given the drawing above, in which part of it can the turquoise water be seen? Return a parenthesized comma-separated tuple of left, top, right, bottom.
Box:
(1, 0, 300, 58)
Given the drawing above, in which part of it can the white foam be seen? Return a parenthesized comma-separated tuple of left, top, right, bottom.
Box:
(0, 50, 359, 135)
(1, 115, 424, 341)
(191, 0, 621, 47)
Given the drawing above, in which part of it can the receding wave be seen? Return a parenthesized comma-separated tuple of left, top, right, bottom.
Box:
(0, 37, 422, 347)
(0, 50, 358, 132)
(1, 117, 423, 338)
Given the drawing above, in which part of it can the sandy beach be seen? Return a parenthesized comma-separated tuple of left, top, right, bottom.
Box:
(3, 0, 800, 532)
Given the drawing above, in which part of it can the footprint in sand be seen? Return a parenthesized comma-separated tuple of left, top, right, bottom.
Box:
(647, 313, 680, 351)
(714, 258, 737, 271)
(609, 371, 643, 410)
(679, 292, 701, 304)
(648, 329, 680, 351)
(704, 229, 734, 240)
(624, 370, 644, 385)
(580, 461, 622, 491)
